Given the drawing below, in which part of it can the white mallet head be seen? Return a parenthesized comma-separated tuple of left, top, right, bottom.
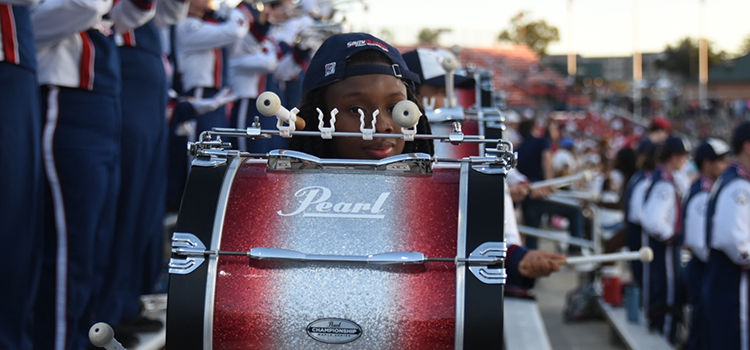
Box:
(256, 91, 282, 117)
(392, 100, 422, 128)
(441, 56, 458, 71)
(89, 322, 115, 347)
(639, 247, 654, 262)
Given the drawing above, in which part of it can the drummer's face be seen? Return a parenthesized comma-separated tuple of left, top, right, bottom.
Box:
(325, 74, 407, 159)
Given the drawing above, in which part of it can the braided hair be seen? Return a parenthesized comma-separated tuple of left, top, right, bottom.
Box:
(288, 50, 434, 158)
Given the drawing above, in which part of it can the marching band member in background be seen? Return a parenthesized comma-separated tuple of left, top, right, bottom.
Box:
(622, 140, 657, 302)
(401, 48, 475, 109)
(640, 135, 690, 344)
(101, 0, 189, 346)
(703, 121, 750, 350)
(30, 0, 138, 346)
(682, 138, 730, 350)
(167, 0, 247, 211)
(400, 46, 563, 285)
(0, 0, 43, 348)
(227, 0, 279, 152)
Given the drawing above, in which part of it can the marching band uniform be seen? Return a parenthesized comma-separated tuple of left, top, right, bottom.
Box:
(30, 0, 125, 347)
(100, 0, 188, 337)
(174, 4, 247, 132)
(167, 4, 247, 211)
(0, 0, 43, 348)
(227, 1, 278, 152)
(623, 169, 651, 291)
(640, 136, 689, 344)
(703, 124, 750, 350)
(682, 139, 729, 350)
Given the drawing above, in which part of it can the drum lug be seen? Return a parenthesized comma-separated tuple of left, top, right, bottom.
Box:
(467, 242, 507, 285)
(169, 232, 207, 275)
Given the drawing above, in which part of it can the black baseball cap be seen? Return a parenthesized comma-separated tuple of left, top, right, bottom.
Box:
(302, 32, 420, 95)
(663, 135, 691, 155)
(402, 48, 475, 88)
(694, 138, 730, 165)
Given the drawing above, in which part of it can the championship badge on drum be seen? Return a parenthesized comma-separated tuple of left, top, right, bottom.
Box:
(161, 82, 516, 349)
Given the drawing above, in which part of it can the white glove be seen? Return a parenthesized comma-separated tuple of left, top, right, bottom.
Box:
(192, 88, 236, 115)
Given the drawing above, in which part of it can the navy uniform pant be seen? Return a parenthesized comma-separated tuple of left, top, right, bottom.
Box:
(703, 250, 749, 350)
(0, 62, 43, 350)
(34, 86, 121, 350)
(647, 238, 683, 344)
(684, 258, 707, 350)
(97, 46, 168, 326)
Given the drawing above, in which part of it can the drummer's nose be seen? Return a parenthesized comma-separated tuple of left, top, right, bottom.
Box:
(375, 112, 395, 134)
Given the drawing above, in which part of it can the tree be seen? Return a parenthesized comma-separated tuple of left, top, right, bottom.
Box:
(417, 28, 450, 45)
(497, 11, 560, 56)
(739, 33, 750, 56)
(655, 37, 727, 79)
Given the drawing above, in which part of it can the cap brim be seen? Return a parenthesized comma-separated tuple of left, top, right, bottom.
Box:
(424, 74, 475, 88)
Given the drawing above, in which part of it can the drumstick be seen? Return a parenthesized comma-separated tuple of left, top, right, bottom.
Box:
(529, 170, 592, 190)
(256, 91, 306, 130)
(556, 247, 654, 265)
(89, 322, 126, 350)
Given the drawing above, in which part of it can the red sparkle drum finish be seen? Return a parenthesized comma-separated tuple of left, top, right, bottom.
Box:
(212, 160, 461, 349)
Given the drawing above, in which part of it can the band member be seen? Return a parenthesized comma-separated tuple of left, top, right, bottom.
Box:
(101, 0, 189, 346)
(227, 0, 278, 152)
(623, 141, 657, 297)
(640, 135, 690, 343)
(703, 121, 750, 350)
(683, 139, 729, 350)
(290, 32, 563, 283)
(0, 0, 43, 348)
(401, 48, 475, 109)
(30, 0, 146, 346)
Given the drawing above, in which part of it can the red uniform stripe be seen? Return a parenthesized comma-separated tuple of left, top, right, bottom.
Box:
(0, 4, 19, 64)
(213, 48, 222, 89)
(122, 31, 135, 47)
(79, 32, 94, 90)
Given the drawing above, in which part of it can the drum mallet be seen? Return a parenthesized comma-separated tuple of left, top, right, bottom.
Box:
(529, 170, 592, 190)
(256, 91, 306, 130)
(557, 247, 654, 265)
(89, 322, 127, 350)
(442, 55, 458, 108)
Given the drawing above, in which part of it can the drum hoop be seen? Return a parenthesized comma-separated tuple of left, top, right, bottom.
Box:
(454, 161, 470, 349)
(204, 156, 243, 349)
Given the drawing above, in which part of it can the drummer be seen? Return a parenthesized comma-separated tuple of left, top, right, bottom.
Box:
(289, 32, 563, 284)
(401, 48, 475, 109)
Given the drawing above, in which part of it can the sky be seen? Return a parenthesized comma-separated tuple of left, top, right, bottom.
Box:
(335, 0, 750, 58)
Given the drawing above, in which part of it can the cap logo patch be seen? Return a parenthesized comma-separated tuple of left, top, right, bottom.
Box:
(325, 62, 336, 76)
(346, 39, 389, 52)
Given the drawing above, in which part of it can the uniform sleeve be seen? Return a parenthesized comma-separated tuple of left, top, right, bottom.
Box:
(640, 181, 677, 241)
(504, 186, 522, 246)
(109, 0, 156, 34)
(175, 9, 248, 53)
(506, 245, 535, 289)
(0, 0, 40, 6)
(627, 179, 649, 224)
(228, 39, 278, 74)
(153, 0, 188, 27)
(711, 180, 750, 266)
(684, 192, 709, 262)
(31, 0, 112, 47)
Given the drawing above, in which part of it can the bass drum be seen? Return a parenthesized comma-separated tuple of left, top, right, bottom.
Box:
(167, 152, 506, 349)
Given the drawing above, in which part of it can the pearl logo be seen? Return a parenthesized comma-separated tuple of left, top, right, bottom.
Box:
(278, 186, 390, 219)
